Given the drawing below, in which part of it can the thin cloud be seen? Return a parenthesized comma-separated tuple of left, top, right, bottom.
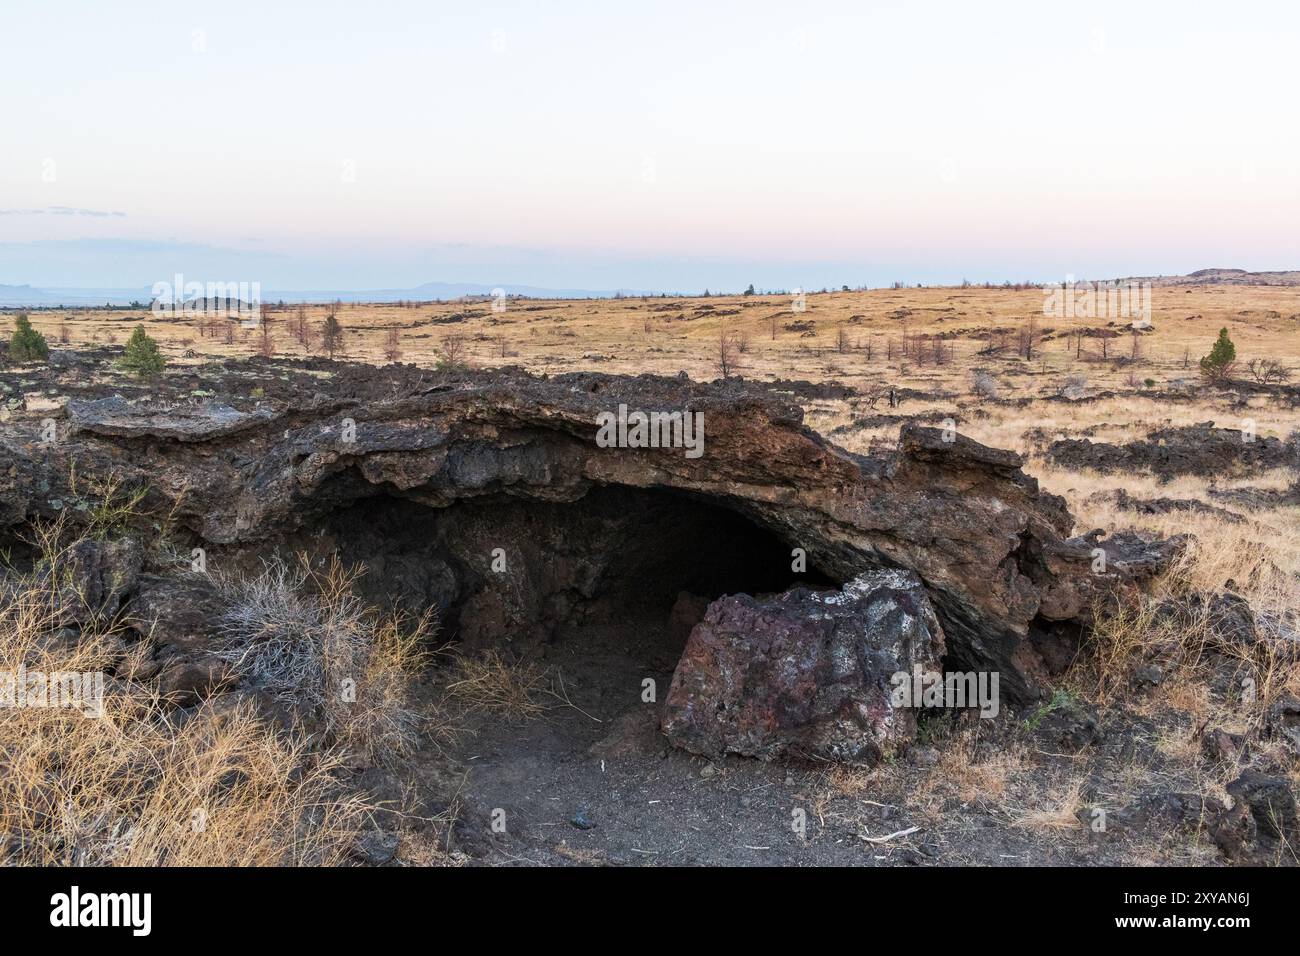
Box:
(0, 237, 283, 258)
(0, 206, 126, 217)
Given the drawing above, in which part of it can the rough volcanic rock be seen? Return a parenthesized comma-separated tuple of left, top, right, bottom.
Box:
(1202, 728, 1246, 765)
(68, 396, 278, 442)
(56, 536, 143, 622)
(155, 650, 234, 705)
(1153, 588, 1259, 650)
(1033, 530, 1192, 626)
(1211, 772, 1299, 863)
(667, 591, 711, 645)
(0, 359, 1182, 703)
(1208, 483, 1300, 511)
(126, 573, 227, 654)
(660, 570, 946, 765)
(1102, 790, 1223, 838)
(1086, 488, 1245, 524)
(1048, 421, 1298, 479)
(1268, 693, 1300, 756)
(0, 533, 140, 632)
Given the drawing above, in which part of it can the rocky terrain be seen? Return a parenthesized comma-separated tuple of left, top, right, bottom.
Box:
(1, 345, 1296, 867)
(1, 350, 1183, 701)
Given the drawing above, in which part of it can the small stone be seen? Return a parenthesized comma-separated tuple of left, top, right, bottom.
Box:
(1134, 664, 1164, 687)
(908, 745, 940, 767)
(1201, 728, 1244, 765)
(354, 830, 400, 866)
(570, 810, 595, 830)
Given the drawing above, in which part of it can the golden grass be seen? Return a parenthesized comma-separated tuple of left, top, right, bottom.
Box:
(0, 523, 436, 866)
(914, 729, 1029, 809)
(18, 284, 1300, 395)
(1013, 779, 1085, 831)
(443, 650, 550, 720)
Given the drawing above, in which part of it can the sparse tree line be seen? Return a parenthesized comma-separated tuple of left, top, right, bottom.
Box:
(3, 305, 483, 383)
(702, 309, 1292, 400)
(2, 304, 1293, 401)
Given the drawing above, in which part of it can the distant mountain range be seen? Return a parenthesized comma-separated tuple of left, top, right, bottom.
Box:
(0, 280, 654, 308)
(5, 269, 1300, 309)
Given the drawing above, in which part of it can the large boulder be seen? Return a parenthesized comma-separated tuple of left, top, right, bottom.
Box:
(661, 569, 945, 765)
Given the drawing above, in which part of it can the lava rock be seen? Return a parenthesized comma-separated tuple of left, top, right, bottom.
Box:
(0, 361, 1186, 705)
(667, 591, 710, 645)
(1029, 697, 1104, 751)
(156, 651, 234, 706)
(1201, 728, 1246, 765)
(1268, 693, 1300, 756)
(126, 573, 226, 654)
(1049, 422, 1298, 479)
(353, 829, 400, 866)
(57, 536, 143, 622)
(661, 569, 945, 765)
(1212, 772, 1299, 863)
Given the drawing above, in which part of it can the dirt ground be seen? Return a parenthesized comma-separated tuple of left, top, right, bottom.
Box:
(399, 611, 1236, 867)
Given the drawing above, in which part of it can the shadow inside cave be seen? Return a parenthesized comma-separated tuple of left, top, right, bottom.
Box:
(320, 484, 839, 654)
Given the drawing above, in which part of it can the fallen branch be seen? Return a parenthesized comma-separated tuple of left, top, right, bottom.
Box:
(859, 826, 920, 844)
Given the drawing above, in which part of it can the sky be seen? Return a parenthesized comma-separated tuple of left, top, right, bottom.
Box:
(2, 0, 1299, 293)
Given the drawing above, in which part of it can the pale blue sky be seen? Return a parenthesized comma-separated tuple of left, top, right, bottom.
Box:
(2, 0, 1298, 292)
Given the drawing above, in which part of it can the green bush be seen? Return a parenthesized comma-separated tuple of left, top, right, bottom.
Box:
(117, 325, 166, 378)
(8, 314, 49, 362)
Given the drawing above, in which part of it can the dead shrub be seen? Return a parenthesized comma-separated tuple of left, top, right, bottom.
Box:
(970, 370, 999, 401)
(444, 650, 549, 720)
(214, 554, 434, 768)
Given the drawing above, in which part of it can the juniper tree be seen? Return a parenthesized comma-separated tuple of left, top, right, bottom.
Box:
(8, 313, 49, 362)
(118, 325, 165, 377)
(321, 311, 343, 360)
(1199, 327, 1237, 384)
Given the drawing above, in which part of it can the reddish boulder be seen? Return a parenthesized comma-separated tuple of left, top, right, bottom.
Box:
(661, 569, 945, 765)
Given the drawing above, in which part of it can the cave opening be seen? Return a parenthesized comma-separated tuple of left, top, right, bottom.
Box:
(321, 484, 838, 661)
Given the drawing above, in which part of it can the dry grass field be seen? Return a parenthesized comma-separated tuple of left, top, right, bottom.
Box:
(31, 284, 1300, 386)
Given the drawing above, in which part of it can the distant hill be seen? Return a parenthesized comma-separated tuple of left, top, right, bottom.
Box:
(0, 284, 112, 307)
(1119, 268, 1300, 286)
